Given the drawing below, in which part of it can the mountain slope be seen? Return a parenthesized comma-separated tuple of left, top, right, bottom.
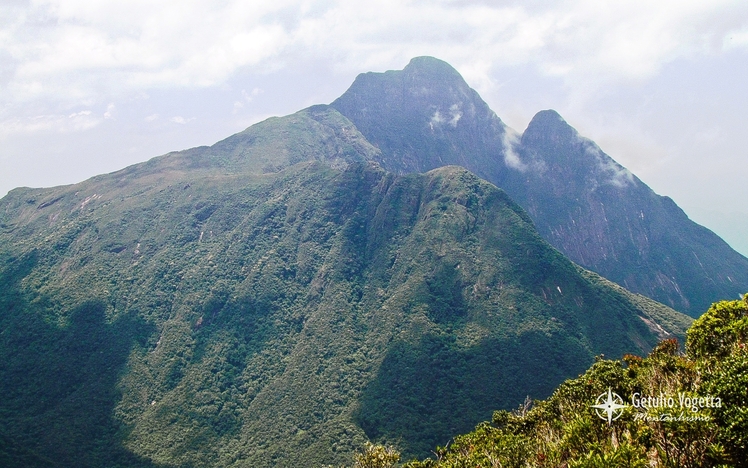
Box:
(0, 106, 689, 466)
(330, 56, 509, 186)
(330, 56, 748, 316)
(506, 110, 748, 316)
(404, 296, 748, 468)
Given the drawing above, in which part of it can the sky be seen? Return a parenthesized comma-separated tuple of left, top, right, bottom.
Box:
(1, 0, 748, 255)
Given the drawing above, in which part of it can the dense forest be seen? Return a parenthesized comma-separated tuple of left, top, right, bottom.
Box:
(0, 159, 690, 467)
(350, 296, 748, 468)
(0, 56, 744, 467)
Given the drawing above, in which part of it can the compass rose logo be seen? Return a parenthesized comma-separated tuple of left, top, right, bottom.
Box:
(592, 388, 627, 425)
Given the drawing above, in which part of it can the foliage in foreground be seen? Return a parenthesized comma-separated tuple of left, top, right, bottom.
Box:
(357, 296, 748, 468)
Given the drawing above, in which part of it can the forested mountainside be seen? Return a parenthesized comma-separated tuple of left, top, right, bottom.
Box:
(399, 296, 748, 468)
(330, 56, 748, 316)
(0, 104, 689, 466)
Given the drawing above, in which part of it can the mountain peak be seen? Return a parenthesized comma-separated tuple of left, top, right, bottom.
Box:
(330, 57, 506, 180)
(332, 56, 475, 112)
(401, 56, 464, 81)
(529, 109, 565, 125)
(522, 109, 577, 146)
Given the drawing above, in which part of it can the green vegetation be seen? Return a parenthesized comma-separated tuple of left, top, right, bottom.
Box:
(332, 57, 748, 317)
(353, 442, 401, 468)
(0, 149, 689, 466)
(0, 94, 692, 466)
(399, 296, 748, 467)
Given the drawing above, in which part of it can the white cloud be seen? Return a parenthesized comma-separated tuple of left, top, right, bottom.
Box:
(502, 127, 527, 172)
(68, 110, 91, 118)
(244, 88, 262, 101)
(3, 0, 747, 110)
(582, 140, 635, 188)
(428, 104, 463, 129)
(448, 104, 462, 127)
(3, 0, 294, 103)
(233, 88, 263, 113)
(723, 27, 748, 49)
(170, 116, 194, 125)
(430, 110, 444, 128)
(104, 103, 115, 119)
(0, 110, 101, 138)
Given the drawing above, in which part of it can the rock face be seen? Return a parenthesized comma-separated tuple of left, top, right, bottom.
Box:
(0, 104, 689, 466)
(331, 57, 748, 316)
(505, 110, 748, 316)
(329, 56, 510, 186)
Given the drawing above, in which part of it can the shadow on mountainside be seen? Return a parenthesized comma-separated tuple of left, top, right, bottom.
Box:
(0, 251, 164, 468)
(354, 330, 592, 460)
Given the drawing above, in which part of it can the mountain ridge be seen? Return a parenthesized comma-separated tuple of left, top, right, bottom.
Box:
(0, 95, 691, 465)
(330, 56, 748, 316)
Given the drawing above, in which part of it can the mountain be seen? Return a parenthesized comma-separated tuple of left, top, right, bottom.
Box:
(0, 104, 690, 466)
(403, 297, 748, 468)
(330, 56, 748, 316)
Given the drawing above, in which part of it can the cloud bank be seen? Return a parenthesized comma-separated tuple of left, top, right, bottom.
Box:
(2, 1, 747, 112)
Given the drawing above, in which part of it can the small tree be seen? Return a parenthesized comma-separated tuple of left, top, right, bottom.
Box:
(354, 442, 401, 468)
